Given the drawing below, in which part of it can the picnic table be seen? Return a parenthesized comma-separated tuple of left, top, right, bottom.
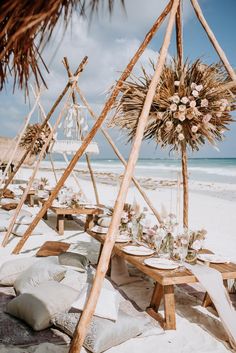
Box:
(19, 186, 36, 207)
(87, 229, 236, 330)
(43, 205, 104, 235)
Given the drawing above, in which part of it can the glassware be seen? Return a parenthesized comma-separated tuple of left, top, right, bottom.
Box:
(172, 230, 189, 268)
(131, 218, 139, 244)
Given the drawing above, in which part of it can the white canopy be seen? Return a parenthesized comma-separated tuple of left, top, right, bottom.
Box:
(50, 139, 99, 155)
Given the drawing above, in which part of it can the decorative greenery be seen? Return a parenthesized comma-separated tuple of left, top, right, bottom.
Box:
(109, 59, 235, 152)
(20, 123, 51, 155)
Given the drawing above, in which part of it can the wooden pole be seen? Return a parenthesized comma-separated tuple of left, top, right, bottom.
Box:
(2, 56, 88, 192)
(49, 153, 58, 184)
(190, 0, 236, 81)
(0, 94, 40, 191)
(2, 59, 87, 248)
(69, 1, 179, 352)
(76, 85, 163, 223)
(175, 0, 183, 68)
(63, 57, 100, 204)
(181, 143, 188, 228)
(11, 0, 173, 255)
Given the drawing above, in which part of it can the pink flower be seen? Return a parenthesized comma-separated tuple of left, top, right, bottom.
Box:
(196, 84, 203, 92)
(179, 104, 186, 112)
(189, 100, 196, 108)
(178, 114, 186, 122)
(178, 133, 185, 141)
(192, 90, 199, 97)
(181, 97, 189, 104)
(191, 82, 196, 90)
(171, 95, 180, 104)
(170, 103, 177, 112)
(200, 99, 208, 107)
(202, 114, 212, 123)
(191, 125, 198, 133)
(174, 81, 180, 86)
(166, 121, 173, 129)
(176, 124, 182, 133)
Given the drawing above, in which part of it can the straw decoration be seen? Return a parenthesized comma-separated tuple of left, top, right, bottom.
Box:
(20, 123, 51, 155)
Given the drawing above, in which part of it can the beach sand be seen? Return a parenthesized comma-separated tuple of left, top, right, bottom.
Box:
(0, 165, 235, 353)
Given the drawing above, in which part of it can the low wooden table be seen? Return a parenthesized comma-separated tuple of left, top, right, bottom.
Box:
(43, 206, 104, 235)
(19, 186, 36, 207)
(87, 229, 236, 330)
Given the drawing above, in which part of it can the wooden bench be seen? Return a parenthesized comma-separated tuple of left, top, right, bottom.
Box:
(87, 229, 236, 330)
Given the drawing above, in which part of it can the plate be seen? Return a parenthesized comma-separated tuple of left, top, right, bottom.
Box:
(91, 225, 107, 234)
(115, 234, 130, 243)
(144, 258, 179, 270)
(197, 254, 229, 264)
(122, 245, 154, 256)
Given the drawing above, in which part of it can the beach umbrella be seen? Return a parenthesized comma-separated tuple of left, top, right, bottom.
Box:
(0, 0, 124, 92)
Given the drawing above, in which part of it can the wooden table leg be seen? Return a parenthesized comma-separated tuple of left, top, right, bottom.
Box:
(84, 214, 94, 231)
(57, 214, 64, 235)
(163, 285, 176, 330)
(29, 194, 34, 207)
(147, 283, 176, 330)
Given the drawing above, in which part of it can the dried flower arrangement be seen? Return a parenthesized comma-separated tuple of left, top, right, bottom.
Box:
(20, 123, 51, 155)
(109, 59, 235, 151)
(38, 177, 49, 190)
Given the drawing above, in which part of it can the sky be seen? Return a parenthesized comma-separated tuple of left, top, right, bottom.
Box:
(0, 0, 235, 159)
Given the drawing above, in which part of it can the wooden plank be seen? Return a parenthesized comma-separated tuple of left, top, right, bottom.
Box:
(163, 285, 176, 330)
(36, 241, 70, 257)
(149, 282, 163, 310)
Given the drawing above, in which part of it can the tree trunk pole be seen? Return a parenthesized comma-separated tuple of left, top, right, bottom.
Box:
(11, 0, 173, 255)
(175, 0, 183, 68)
(63, 57, 100, 205)
(76, 85, 163, 223)
(2, 57, 88, 192)
(181, 143, 188, 228)
(69, 1, 179, 352)
(190, 0, 236, 81)
(2, 59, 87, 248)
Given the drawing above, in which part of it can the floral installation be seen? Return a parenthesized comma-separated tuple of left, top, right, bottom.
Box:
(38, 177, 49, 190)
(188, 228, 207, 251)
(109, 59, 235, 152)
(20, 123, 51, 155)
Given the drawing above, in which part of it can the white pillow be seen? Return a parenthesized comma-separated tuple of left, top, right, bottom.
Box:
(71, 283, 120, 321)
(9, 209, 32, 217)
(0, 198, 19, 205)
(14, 261, 66, 294)
(15, 215, 33, 225)
(0, 257, 39, 285)
(12, 224, 43, 236)
(0, 209, 11, 217)
(6, 281, 79, 331)
(0, 218, 10, 231)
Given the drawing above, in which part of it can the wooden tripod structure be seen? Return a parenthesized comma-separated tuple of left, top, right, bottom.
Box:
(2, 0, 236, 351)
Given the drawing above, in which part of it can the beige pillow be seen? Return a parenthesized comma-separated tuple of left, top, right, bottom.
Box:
(6, 281, 79, 331)
(0, 257, 39, 286)
(97, 216, 111, 228)
(52, 310, 144, 353)
(58, 252, 89, 272)
(12, 224, 43, 236)
(14, 261, 66, 294)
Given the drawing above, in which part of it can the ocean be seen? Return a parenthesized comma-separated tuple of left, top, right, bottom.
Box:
(40, 158, 236, 185)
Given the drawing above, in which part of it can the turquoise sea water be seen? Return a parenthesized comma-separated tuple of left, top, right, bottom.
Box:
(42, 158, 236, 185)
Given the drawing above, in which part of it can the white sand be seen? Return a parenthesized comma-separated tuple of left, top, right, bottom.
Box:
(0, 166, 235, 353)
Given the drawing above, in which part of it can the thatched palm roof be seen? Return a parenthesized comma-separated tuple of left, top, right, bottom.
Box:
(0, 0, 124, 92)
(0, 137, 36, 165)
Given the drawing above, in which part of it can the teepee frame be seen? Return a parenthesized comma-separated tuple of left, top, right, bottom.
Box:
(3, 0, 236, 350)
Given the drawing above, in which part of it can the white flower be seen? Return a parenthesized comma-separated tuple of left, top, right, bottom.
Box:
(156, 112, 163, 119)
(192, 90, 199, 97)
(191, 82, 196, 90)
(196, 84, 203, 92)
(200, 99, 208, 107)
(173, 112, 179, 119)
(179, 104, 186, 112)
(166, 121, 173, 128)
(202, 114, 212, 123)
(178, 114, 186, 122)
(178, 133, 185, 141)
(174, 80, 180, 86)
(220, 98, 228, 105)
(191, 125, 198, 133)
(171, 95, 180, 104)
(191, 239, 202, 251)
(216, 112, 222, 118)
(189, 100, 196, 108)
(176, 124, 182, 133)
(181, 96, 189, 104)
(170, 103, 177, 112)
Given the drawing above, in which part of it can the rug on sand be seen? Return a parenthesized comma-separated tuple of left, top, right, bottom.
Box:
(0, 287, 70, 346)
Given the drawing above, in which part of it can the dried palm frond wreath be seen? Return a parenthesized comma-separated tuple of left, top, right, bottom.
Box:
(20, 123, 51, 156)
(110, 59, 235, 151)
(109, 59, 235, 227)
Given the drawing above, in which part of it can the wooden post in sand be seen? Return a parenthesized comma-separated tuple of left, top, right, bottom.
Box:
(2, 57, 88, 192)
(2, 58, 88, 247)
(69, 1, 179, 352)
(75, 85, 163, 224)
(11, 0, 173, 255)
(63, 57, 100, 204)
